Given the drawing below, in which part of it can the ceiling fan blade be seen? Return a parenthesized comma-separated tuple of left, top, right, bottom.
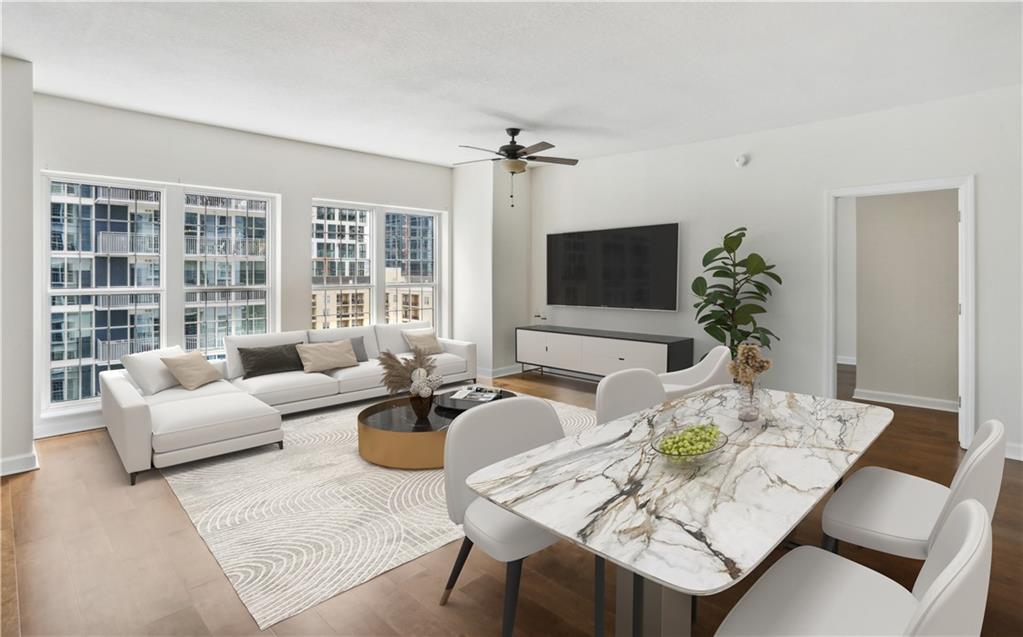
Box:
(452, 158, 499, 166)
(516, 141, 554, 156)
(526, 156, 579, 166)
(458, 144, 502, 156)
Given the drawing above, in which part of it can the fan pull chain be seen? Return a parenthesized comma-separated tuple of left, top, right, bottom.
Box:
(510, 172, 515, 208)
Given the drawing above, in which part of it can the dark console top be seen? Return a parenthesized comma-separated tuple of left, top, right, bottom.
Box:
(516, 324, 692, 345)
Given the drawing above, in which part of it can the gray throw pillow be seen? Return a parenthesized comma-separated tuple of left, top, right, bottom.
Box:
(349, 336, 368, 362)
(237, 343, 303, 379)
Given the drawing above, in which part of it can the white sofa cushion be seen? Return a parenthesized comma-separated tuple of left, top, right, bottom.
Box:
(223, 330, 308, 379)
(232, 370, 338, 406)
(307, 326, 379, 359)
(144, 379, 243, 406)
(150, 393, 280, 453)
(374, 321, 431, 354)
(120, 346, 186, 395)
(398, 351, 467, 376)
(329, 359, 386, 393)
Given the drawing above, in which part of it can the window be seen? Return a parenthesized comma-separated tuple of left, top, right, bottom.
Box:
(310, 204, 440, 329)
(184, 193, 271, 357)
(311, 204, 372, 328)
(384, 212, 436, 325)
(47, 181, 163, 404)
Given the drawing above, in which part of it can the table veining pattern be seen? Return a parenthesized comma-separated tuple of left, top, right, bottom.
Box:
(466, 386, 893, 595)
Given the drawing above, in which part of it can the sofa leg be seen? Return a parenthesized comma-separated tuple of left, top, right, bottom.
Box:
(278, 440, 284, 450)
(129, 471, 138, 486)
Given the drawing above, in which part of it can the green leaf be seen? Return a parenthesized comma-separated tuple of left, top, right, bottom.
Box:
(763, 271, 783, 285)
(704, 324, 727, 344)
(723, 233, 743, 253)
(746, 252, 767, 275)
(691, 276, 707, 296)
(702, 247, 726, 267)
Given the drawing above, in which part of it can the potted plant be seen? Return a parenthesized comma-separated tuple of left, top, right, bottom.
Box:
(379, 349, 443, 421)
(691, 227, 782, 357)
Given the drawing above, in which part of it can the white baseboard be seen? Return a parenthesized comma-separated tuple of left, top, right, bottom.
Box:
(1006, 441, 1023, 461)
(479, 365, 521, 380)
(852, 388, 958, 412)
(1, 446, 39, 476)
(836, 355, 857, 366)
(35, 406, 104, 439)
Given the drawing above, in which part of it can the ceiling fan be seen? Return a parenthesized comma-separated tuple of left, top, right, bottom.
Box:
(455, 128, 578, 207)
(455, 127, 579, 171)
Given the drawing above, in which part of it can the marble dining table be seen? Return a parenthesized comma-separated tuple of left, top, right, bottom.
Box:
(466, 384, 895, 636)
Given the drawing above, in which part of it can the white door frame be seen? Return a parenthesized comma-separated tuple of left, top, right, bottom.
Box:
(823, 175, 976, 449)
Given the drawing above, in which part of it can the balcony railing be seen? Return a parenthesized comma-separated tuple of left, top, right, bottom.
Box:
(185, 236, 267, 257)
(185, 290, 267, 304)
(96, 232, 160, 254)
(93, 293, 161, 309)
(95, 337, 159, 361)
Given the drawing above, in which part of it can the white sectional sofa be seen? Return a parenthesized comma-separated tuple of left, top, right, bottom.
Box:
(101, 321, 476, 484)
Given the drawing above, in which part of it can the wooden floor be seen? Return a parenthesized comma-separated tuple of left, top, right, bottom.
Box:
(1, 367, 1020, 636)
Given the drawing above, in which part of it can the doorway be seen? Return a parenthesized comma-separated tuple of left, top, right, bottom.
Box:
(825, 177, 975, 449)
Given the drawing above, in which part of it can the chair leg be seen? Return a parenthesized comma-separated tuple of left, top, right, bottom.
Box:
(594, 555, 605, 637)
(439, 538, 473, 605)
(278, 440, 284, 450)
(822, 533, 839, 553)
(129, 471, 138, 486)
(502, 559, 524, 637)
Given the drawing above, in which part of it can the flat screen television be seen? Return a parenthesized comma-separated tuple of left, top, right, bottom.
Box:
(546, 223, 679, 311)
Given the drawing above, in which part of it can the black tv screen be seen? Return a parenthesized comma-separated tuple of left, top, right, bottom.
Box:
(547, 223, 679, 310)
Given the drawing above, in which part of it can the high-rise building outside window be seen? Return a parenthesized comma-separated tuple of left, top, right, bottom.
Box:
(47, 180, 163, 403)
(183, 192, 271, 357)
(384, 212, 436, 325)
(311, 204, 372, 329)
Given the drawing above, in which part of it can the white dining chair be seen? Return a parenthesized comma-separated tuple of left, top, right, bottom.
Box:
(596, 368, 667, 425)
(716, 499, 993, 636)
(439, 396, 564, 637)
(822, 419, 1005, 558)
(658, 345, 732, 400)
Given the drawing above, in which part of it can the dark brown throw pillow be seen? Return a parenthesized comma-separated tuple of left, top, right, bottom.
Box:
(237, 343, 303, 378)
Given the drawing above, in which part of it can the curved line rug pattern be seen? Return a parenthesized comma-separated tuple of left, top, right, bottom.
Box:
(161, 397, 596, 629)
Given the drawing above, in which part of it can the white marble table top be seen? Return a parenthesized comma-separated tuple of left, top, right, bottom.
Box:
(466, 385, 894, 595)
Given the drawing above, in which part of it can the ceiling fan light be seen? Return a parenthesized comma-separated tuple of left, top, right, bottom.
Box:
(500, 158, 527, 174)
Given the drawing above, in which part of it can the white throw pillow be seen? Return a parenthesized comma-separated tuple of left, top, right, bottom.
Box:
(402, 328, 443, 355)
(121, 346, 185, 395)
(161, 350, 223, 390)
(295, 340, 360, 373)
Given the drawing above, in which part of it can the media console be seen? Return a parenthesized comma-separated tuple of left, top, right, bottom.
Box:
(515, 324, 694, 378)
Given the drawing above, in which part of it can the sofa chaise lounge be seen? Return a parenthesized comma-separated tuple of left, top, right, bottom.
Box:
(101, 321, 476, 484)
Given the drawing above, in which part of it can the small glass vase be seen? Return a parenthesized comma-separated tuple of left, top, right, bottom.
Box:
(737, 382, 760, 422)
(409, 393, 434, 421)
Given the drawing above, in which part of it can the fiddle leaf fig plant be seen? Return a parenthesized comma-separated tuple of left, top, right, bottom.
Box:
(692, 227, 782, 357)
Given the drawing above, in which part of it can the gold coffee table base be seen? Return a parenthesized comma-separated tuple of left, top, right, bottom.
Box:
(357, 397, 448, 469)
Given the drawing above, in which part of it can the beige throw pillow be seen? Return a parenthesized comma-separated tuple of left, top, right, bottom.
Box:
(295, 339, 359, 373)
(160, 351, 223, 390)
(402, 328, 443, 355)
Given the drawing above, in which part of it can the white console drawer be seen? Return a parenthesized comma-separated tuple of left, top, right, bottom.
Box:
(516, 329, 547, 365)
(580, 337, 668, 375)
(544, 332, 582, 370)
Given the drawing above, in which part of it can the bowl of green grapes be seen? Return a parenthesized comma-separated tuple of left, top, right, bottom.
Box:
(652, 422, 727, 465)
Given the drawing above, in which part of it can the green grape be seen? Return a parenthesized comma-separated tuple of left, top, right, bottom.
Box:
(658, 423, 721, 457)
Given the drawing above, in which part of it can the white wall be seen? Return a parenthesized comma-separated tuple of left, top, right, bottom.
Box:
(530, 85, 1022, 457)
(1, 57, 39, 474)
(491, 168, 531, 375)
(835, 197, 857, 365)
(452, 163, 494, 373)
(450, 163, 531, 377)
(33, 95, 452, 332)
(855, 190, 959, 406)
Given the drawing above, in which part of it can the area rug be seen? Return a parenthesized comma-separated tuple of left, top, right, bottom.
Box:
(161, 396, 596, 629)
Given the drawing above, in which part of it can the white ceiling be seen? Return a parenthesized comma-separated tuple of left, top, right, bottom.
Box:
(3, 2, 1019, 166)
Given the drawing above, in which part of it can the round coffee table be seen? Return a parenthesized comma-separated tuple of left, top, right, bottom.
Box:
(357, 389, 516, 469)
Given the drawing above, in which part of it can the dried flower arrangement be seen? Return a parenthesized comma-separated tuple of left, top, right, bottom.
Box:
(729, 343, 772, 388)
(378, 349, 443, 397)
